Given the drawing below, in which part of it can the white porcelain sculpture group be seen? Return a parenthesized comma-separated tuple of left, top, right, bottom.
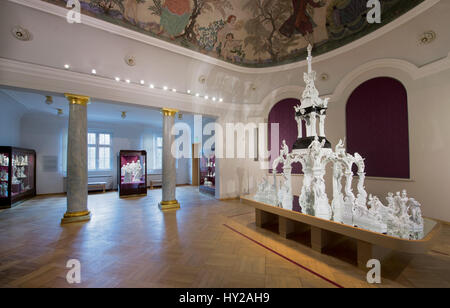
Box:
(0, 154, 9, 167)
(12, 155, 28, 167)
(255, 45, 424, 240)
(121, 160, 143, 184)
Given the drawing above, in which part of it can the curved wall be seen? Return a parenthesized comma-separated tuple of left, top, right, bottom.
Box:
(346, 77, 410, 178)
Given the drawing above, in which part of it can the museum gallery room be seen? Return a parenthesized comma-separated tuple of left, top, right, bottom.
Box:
(0, 0, 449, 290)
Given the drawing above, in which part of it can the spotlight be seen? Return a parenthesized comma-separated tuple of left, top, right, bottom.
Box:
(163, 86, 168, 91)
(91, 69, 97, 75)
(150, 84, 154, 89)
(205, 96, 209, 100)
(212, 97, 216, 101)
(219, 98, 223, 102)
(64, 64, 70, 69)
(125, 79, 131, 84)
(140, 80, 145, 85)
(45, 96, 53, 105)
(195, 93, 200, 97)
(115, 77, 120, 82)
(172, 89, 177, 92)
(187, 90, 191, 94)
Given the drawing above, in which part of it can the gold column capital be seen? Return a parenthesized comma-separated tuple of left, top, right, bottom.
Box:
(65, 93, 90, 106)
(162, 108, 178, 117)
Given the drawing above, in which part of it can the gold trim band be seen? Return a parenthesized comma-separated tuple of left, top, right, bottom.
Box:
(65, 93, 90, 106)
(63, 210, 90, 218)
(162, 108, 178, 117)
(160, 200, 179, 206)
(159, 200, 180, 210)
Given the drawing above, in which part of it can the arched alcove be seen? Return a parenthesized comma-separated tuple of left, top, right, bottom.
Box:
(346, 77, 410, 178)
(268, 98, 305, 174)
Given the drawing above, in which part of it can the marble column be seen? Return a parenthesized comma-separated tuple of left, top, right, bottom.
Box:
(159, 108, 180, 210)
(61, 94, 91, 224)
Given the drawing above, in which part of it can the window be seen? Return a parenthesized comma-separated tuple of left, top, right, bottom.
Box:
(155, 136, 163, 169)
(88, 132, 112, 171)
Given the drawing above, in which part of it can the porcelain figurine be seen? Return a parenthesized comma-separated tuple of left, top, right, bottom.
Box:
(254, 176, 278, 206)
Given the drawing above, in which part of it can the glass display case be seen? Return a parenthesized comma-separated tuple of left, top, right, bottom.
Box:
(118, 150, 147, 197)
(199, 152, 215, 196)
(0, 147, 36, 208)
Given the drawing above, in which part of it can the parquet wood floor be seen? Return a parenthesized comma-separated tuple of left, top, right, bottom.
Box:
(0, 187, 448, 288)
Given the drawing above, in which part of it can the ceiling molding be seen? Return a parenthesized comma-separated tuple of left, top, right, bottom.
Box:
(257, 53, 450, 116)
(0, 57, 247, 115)
(330, 52, 450, 103)
(8, 0, 440, 75)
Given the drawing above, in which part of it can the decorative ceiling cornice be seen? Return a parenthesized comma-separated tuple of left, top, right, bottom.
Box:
(8, 0, 440, 74)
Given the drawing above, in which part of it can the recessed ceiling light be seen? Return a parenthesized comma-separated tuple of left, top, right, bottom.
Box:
(115, 77, 120, 82)
(204, 96, 209, 100)
(64, 64, 70, 69)
(11, 26, 32, 41)
(150, 84, 154, 88)
(125, 79, 131, 84)
(219, 98, 223, 102)
(172, 88, 177, 92)
(187, 90, 191, 94)
(140, 80, 145, 85)
(212, 97, 216, 101)
(195, 93, 200, 97)
(91, 69, 97, 75)
(163, 86, 168, 91)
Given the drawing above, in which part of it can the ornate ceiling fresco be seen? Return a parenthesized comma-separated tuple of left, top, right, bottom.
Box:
(42, 0, 425, 68)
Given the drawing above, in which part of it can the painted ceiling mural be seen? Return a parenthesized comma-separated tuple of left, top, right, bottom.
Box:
(42, 0, 425, 68)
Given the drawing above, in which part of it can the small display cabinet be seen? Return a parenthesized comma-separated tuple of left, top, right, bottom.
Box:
(199, 153, 215, 196)
(0, 147, 36, 208)
(118, 150, 147, 197)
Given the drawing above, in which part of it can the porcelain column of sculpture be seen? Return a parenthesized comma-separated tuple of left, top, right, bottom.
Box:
(292, 45, 332, 219)
(272, 140, 293, 210)
(159, 108, 180, 210)
(61, 94, 91, 224)
(331, 161, 345, 223)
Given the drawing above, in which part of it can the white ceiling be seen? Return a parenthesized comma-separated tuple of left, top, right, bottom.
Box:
(0, 86, 202, 128)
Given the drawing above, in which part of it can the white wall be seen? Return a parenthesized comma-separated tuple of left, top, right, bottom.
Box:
(19, 112, 192, 195)
(0, 92, 26, 147)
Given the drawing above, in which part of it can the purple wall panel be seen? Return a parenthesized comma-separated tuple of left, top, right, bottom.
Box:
(346, 77, 410, 178)
(268, 98, 305, 174)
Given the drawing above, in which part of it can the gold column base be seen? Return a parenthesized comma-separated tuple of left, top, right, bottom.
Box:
(61, 210, 91, 224)
(158, 200, 180, 211)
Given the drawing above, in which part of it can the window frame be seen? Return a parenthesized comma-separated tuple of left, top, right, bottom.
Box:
(154, 136, 163, 170)
(87, 131, 113, 172)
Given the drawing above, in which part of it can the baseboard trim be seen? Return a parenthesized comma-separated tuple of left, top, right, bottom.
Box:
(219, 197, 239, 201)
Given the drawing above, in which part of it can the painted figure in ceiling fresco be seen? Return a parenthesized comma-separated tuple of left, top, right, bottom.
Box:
(158, 0, 192, 39)
(326, 0, 372, 40)
(221, 32, 243, 63)
(279, 0, 326, 44)
(123, 0, 141, 25)
(195, 15, 237, 53)
(216, 15, 243, 54)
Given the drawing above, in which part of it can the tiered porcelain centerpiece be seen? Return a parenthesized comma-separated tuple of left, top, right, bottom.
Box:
(256, 45, 424, 240)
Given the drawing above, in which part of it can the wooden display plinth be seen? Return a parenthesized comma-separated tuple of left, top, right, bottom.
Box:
(242, 196, 441, 269)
